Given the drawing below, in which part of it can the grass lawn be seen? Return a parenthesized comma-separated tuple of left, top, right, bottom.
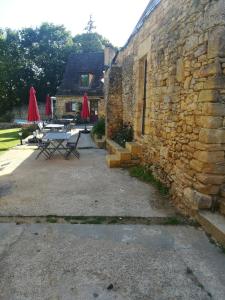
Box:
(0, 128, 21, 155)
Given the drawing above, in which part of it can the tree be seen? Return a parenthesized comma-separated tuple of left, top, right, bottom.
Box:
(19, 23, 74, 102)
(73, 32, 114, 53)
(0, 22, 115, 117)
(0, 23, 75, 116)
(0, 29, 24, 115)
(84, 15, 96, 33)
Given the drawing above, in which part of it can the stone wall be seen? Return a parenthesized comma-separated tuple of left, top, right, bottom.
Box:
(98, 97, 105, 119)
(56, 96, 83, 117)
(105, 0, 225, 214)
(105, 66, 123, 137)
(56, 96, 104, 120)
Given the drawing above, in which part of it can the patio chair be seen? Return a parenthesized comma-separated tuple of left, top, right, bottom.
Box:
(35, 137, 51, 160)
(64, 131, 81, 159)
(37, 121, 50, 133)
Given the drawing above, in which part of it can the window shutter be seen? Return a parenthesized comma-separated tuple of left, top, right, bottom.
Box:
(65, 102, 72, 112)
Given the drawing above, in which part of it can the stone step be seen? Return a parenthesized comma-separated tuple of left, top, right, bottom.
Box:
(106, 154, 121, 168)
(126, 142, 142, 156)
(116, 149, 131, 161)
(197, 211, 225, 247)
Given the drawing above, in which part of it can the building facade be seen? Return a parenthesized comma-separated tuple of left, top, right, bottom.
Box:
(105, 0, 225, 214)
(56, 52, 105, 122)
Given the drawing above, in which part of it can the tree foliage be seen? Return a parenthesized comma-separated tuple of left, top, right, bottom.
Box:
(0, 22, 113, 117)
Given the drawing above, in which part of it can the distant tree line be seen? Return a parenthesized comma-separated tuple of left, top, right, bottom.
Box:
(0, 22, 114, 118)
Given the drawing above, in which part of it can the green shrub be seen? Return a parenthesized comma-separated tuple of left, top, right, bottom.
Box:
(113, 123, 133, 148)
(92, 118, 105, 138)
(0, 111, 14, 122)
(21, 124, 38, 139)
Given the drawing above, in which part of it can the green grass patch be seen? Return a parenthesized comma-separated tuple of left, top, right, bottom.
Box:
(46, 215, 58, 223)
(164, 217, 182, 225)
(129, 166, 169, 196)
(0, 128, 21, 154)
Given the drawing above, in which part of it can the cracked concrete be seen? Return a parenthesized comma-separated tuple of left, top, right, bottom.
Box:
(0, 224, 225, 300)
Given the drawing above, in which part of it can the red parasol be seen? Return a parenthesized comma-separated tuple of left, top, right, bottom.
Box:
(81, 92, 90, 119)
(27, 86, 40, 122)
(45, 94, 52, 116)
(81, 93, 90, 133)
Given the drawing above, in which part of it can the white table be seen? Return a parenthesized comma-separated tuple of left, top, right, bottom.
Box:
(45, 124, 65, 130)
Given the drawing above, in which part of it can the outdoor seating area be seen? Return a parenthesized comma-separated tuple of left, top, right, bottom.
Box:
(35, 129, 81, 160)
(23, 83, 91, 160)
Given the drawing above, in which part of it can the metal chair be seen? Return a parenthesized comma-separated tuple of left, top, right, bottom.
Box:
(64, 131, 81, 159)
(35, 137, 51, 160)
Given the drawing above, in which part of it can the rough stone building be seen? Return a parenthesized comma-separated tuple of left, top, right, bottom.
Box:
(105, 0, 225, 215)
(56, 52, 105, 122)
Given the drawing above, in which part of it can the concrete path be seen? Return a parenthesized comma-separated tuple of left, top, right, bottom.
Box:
(0, 132, 174, 217)
(0, 223, 225, 300)
(1, 131, 225, 300)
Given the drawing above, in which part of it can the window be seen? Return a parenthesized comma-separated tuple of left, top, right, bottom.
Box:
(65, 101, 81, 112)
(80, 73, 94, 88)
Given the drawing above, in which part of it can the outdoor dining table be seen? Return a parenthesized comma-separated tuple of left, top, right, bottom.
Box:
(44, 124, 65, 130)
(43, 131, 72, 159)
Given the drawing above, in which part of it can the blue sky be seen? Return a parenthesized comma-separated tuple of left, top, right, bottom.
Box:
(0, 0, 149, 47)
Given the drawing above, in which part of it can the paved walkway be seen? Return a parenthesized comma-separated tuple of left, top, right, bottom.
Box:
(0, 131, 174, 217)
(0, 131, 225, 299)
(0, 223, 225, 299)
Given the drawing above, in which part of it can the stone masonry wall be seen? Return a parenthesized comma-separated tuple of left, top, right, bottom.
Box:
(56, 96, 104, 119)
(105, 66, 123, 138)
(106, 0, 225, 213)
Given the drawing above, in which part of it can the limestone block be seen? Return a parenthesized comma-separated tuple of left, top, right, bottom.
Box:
(199, 128, 225, 143)
(117, 150, 131, 161)
(199, 63, 221, 78)
(176, 58, 184, 82)
(197, 173, 225, 185)
(185, 34, 199, 52)
(204, 76, 225, 89)
(183, 187, 212, 210)
(195, 116, 223, 129)
(191, 141, 225, 151)
(198, 90, 219, 102)
(125, 142, 141, 155)
(202, 162, 225, 174)
(208, 26, 225, 59)
(194, 82, 204, 91)
(190, 159, 205, 172)
(184, 76, 192, 90)
(194, 43, 207, 58)
(193, 182, 220, 195)
(106, 154, 121, 168)
(193, 150, 224, 163)
(201, 103, 225, 116)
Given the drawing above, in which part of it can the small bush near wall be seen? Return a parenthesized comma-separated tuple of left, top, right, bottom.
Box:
(112, 123, 133, 148)
(92, 118, 105, 138)
(129, 165, 169, 196)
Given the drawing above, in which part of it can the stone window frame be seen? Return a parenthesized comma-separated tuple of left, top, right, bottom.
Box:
(137, 55, 148, 137)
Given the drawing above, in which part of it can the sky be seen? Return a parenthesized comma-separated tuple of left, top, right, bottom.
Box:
(0, 0, 149, 47)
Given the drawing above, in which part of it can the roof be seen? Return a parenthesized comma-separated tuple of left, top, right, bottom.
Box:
(57, 52, 104, 96)
(122, 0, 162, 49)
